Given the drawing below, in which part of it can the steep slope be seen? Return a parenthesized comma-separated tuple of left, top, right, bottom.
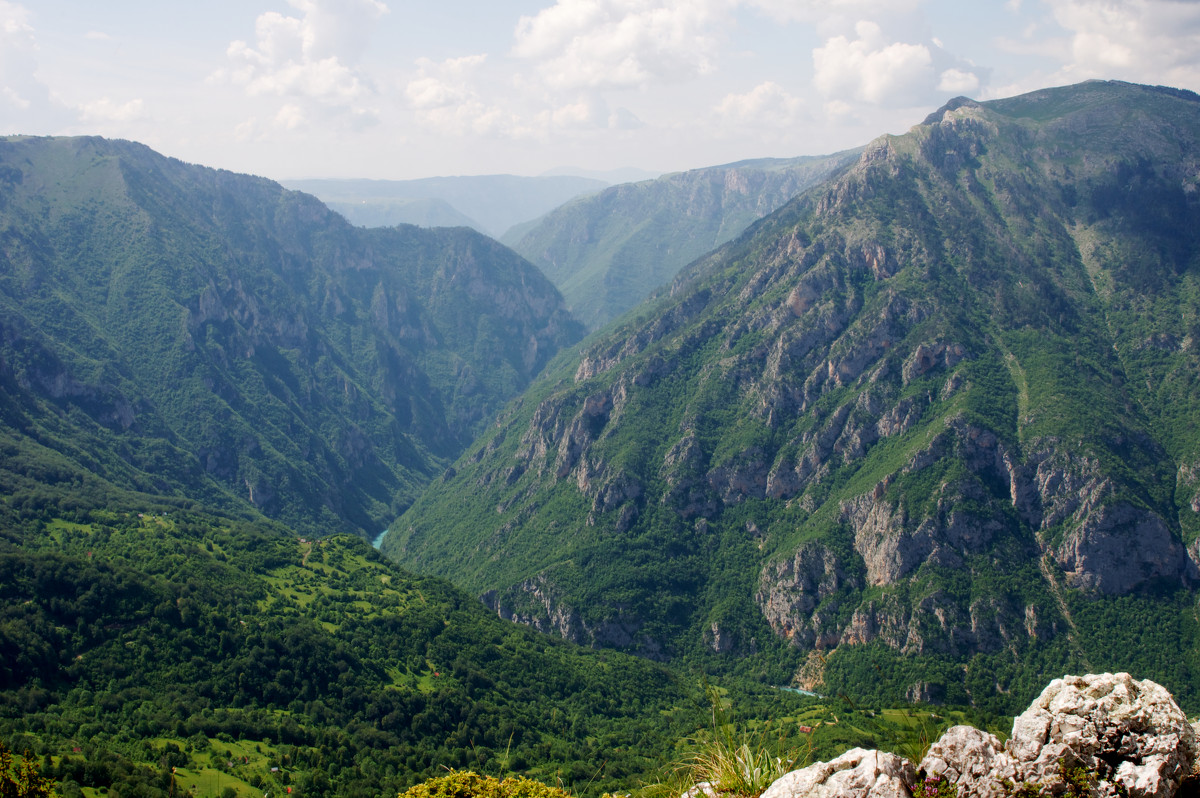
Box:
(283, 175, 607, 238)
(0, 136, 583, 537)
(503, 152, 861, 330)
(389, 81, 1200, 709)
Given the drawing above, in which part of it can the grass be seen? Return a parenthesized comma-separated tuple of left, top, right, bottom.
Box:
(657, 687, 814, 798)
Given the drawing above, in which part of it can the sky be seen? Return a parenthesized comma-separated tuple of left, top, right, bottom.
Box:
(3, 0, 1200, 182)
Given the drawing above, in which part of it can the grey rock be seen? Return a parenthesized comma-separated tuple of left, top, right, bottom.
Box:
(762, 748, 916, 798)
(1006, 673, 1197, 798)
(920, 725, 1016, 798)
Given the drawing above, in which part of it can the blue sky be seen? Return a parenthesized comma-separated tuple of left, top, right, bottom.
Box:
(3, 0, 1200, 181)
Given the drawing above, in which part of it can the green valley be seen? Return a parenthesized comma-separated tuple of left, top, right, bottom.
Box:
(4, 79, 1200, 798)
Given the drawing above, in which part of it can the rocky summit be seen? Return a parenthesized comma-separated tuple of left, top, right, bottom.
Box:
(389, 81, 1200, 709)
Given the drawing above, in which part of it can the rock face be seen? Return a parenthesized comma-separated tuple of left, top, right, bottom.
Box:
(760, 674, 1199, 798)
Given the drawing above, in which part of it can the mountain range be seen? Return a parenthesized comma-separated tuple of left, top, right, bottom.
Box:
(2, 81, 1200, 798)
(0, 136, 582, 537)
(386, 80, 1200, 710)
(504, 152, 862, 330)
(282, 175, 607, 238)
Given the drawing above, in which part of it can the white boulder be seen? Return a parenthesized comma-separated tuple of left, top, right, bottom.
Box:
(761, 747, 915, 798)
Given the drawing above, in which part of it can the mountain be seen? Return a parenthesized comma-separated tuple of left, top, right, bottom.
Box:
(282, 175, 607, 238)
(503, 152, 861, 331)
(386, 81, 1200, 711)
(317, 196, 482, 230)
(0, 136, 583, 538)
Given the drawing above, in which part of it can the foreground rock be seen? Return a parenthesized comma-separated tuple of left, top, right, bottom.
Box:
(761, 674, 1198, 798)
(762, 748, 915, 798)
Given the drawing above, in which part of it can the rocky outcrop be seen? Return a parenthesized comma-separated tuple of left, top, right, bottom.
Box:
(762, 749, 915, 798)
(1001, 673, 1197, 798)
(757, 544, 859, 649)
(754, 674, 1198, 798)
(482, 575, 662, 656)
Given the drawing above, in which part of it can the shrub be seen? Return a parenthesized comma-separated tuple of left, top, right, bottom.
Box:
(399, 770, 572, 798)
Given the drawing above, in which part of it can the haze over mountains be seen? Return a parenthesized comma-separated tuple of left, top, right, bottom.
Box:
(282, 175, 607, 239)
(504, 153, 863, 330)
(2, 79, 1200, 798)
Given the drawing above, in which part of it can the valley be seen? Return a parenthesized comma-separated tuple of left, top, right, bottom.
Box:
(2, 79, 1200, 798)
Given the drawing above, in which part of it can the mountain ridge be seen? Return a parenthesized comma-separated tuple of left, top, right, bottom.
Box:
(0, 135, 583, 537)
(387, 80, 1200, 710)
(503, 150, 862, 331)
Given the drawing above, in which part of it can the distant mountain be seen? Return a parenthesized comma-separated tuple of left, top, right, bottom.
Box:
(322, 195, 482, 230)
(0, 136, 583, 537)
(504, 152, 861, 330)
(283, 175, 607, 237)
(387, 81, 1200, 710)
(540, 165, 663, 183)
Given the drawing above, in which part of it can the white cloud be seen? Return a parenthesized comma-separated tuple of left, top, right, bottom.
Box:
(744, 0, 922, 24)
(813, 21, 934, 105)
(1045, 0, 1200, 87)
(217, 0, 387, 127)
(715, 81, 804, 129)
(79, 97, 145, 123)
(0, 1, 76, 129)
(406, 55, 537, 139)
(512, 0, 727, 91)
(811, 19, 989, 107)
(275, 104, 306, 130)
(938, 67, 981, 94)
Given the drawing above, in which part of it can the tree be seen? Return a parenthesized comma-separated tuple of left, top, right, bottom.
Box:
(0, 742, 56, 798)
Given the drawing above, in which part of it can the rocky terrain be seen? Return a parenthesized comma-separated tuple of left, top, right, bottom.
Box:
(389, 81, 1200, 708)
(757, 673, 1197, 798)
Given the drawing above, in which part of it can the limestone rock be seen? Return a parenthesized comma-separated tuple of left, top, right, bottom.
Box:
(761, 748, 915, 798)
(920, 725, 1017, 798)
(1006, 673, 1196, 798)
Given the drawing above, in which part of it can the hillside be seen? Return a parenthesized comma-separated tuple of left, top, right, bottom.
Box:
(283, 175, 607, 238)
(503, 153, 861, 330)
(0, 136, 583, 538)
(0, 496, 707, 797)
(387, 81, 1200, 711)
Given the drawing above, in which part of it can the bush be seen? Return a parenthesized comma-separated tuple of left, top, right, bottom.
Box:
(399, 770, 572, 798)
